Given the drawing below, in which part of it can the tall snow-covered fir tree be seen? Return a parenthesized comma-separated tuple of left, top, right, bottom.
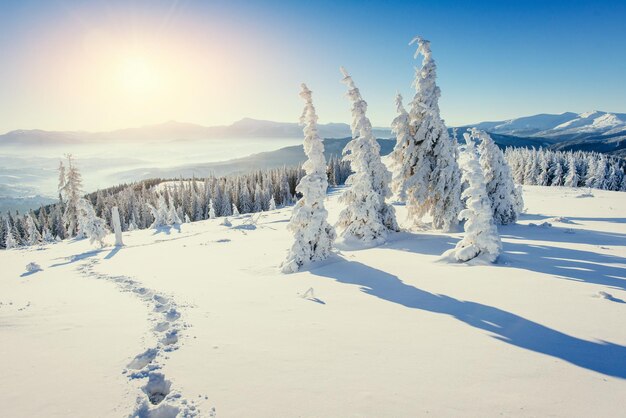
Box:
(60, 155, 83, 237)
(390, 93, 415, 202)
(281, 84, 335, 273)
(335, 67, 398, 244)
(475, 129, 521, 225)
(443, 136, 501, 263)
(391, 36, 462, 231)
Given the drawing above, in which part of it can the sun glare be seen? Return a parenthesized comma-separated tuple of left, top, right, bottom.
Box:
(117, 56, 160, 97)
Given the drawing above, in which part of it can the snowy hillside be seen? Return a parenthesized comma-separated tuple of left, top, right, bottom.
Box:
(1, 185, 625, 417)
(471, 110, 626, 139)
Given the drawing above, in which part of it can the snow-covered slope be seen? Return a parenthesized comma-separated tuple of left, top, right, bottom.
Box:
(471, 111, 626, 139)
(1, 186, 625, 417)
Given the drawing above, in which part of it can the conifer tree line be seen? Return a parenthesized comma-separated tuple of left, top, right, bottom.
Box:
(0, 154, 351, 249)
(504, 147, 626, 191)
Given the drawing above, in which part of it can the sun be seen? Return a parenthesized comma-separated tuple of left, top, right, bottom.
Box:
(117, 56, 161, 97)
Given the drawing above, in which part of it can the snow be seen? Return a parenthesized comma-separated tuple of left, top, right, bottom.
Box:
(1, 185, 625, 417)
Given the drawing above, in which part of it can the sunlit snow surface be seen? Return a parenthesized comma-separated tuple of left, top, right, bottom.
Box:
(1, 186, 625, 417)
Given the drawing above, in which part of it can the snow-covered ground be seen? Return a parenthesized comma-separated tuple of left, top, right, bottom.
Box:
(1, 185, 625, 417)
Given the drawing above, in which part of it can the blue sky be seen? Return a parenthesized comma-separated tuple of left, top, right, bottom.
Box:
(0, 0, 624, 132)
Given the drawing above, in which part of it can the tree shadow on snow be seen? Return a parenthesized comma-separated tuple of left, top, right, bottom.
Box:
(501, 222, 626, 247)
(312, 260, 626, 379)
(501, 242, 626, 291)
(498, 224, 626, 291)
(104, 246, 122, 259)
(380, 231, 458, 256)
(151, 225, 181, 236)
(49, 249, 102, 267)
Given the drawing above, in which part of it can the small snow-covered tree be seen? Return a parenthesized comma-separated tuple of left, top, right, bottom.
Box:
(476, 129, 520, 225)
(537, 151, 551, 186)
(4, 220, 18, 249)
(335, 67, 397, 244)
(281, 84, 335, 273)
(551, 160, 564, 186)
(232, 203, 240, 216)
(167, 197, 182, 225)
(42, 227, 55, 243)
(77, 198, 108, 247)
(253, 183, 264, 212)
(25, 214, 42, 246)
(128, 217, 138, 231)
(148, 194, 169, 228)
(443, 136, 501, 263)
(269, 196, 277, 211)
(208, 198, 216, 219)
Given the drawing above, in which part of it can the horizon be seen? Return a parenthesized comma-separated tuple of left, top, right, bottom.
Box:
(1, 0, 626, 133)
(3, 110, 626, 136)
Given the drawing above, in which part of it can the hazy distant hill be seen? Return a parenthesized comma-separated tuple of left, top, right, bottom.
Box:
(0, 118, 392, 145)
(115, 138, 396, 182)
(3, 111, 625, 156)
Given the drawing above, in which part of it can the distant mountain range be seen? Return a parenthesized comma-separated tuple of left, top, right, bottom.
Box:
(457, 110, 626, 157)
(466, 110, 626, 139)
(0, 118, 391, 145)
(2, 111, 625, 156)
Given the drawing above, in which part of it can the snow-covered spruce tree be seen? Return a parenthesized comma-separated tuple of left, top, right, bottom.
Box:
(57, 160, 66, 202)
(443, 136, 501, 263)
(232, 203, 240, 216)
(167, 196, 182, 225)
(269, 196, 277, 211)
(476, 129, 520, 225)
(25, 213, 42, 246)
(281, 84, 335, 273)
(60, 154, 83, 237)
(393, 36, 462, 231)
(4, 220, 19, 249)
(208, 198, 216, 219)
(42, 227, 55, 243)
(389, 93, 414, 202)
(551, 160, 564, 186)
(77, 198, 108, 247)
(335, 67, 398, 244)
(148, 193, 169, 228)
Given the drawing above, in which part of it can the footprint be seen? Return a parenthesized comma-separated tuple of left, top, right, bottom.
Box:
(160, 330, 178, 346)
(143, 372, 172, 405)
(153, 322, 170, 333)
(153, 295, 169, 305)
(163, 308, 181, 322)
(128, 348, 158, 370)
(132, 401, 180, 418)
(153, 303, 170, 313)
